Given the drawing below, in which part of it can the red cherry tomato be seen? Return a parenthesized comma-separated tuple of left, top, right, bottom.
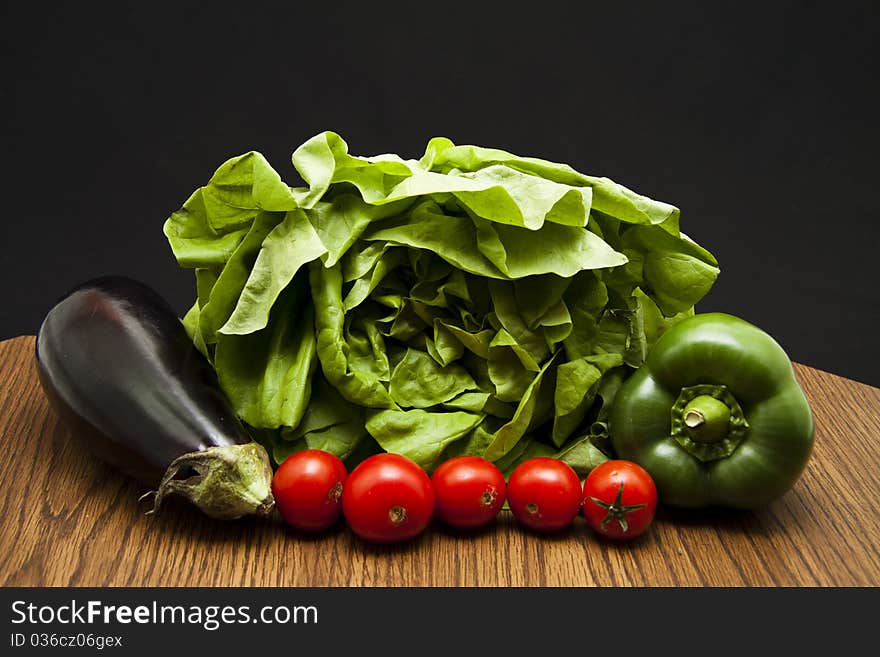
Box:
(582, 460, 657, 540)
(507, 457, 582, 532)
(342, 453, 434, 544)
(271, 449, 348, 532)
(431, 456, 506, 529)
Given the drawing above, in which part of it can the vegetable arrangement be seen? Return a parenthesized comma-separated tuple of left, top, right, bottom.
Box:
(270, 450, 657, 542)
(34, 131, 816, 546)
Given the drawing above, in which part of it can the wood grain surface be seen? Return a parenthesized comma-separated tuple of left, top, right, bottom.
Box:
(1, 335, 878, 587)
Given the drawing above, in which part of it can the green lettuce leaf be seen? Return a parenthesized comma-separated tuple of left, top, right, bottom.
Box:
(164, 131, 720, 472)
(388, 348, 477, 408)
(214, 274, 315, 430)
(366, 408, 483, 470)
(220, 210, 327, 335)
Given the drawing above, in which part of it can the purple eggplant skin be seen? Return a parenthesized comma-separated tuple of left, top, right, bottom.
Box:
(35, 275, 275, 520)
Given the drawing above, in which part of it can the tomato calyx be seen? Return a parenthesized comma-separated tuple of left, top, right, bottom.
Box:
(587, 482, 647, 534)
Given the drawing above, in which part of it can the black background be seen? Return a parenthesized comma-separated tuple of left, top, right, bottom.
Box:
(2, 1, 878, 386)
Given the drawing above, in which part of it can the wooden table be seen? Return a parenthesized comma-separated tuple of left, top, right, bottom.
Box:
(1, 335, 878, 587)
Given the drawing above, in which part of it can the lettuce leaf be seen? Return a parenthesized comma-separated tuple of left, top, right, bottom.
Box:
(164, 131, 720, 475)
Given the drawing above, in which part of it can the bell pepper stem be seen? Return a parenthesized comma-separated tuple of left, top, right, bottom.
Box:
(682, 395, 731, 443)
(670, 384, 749, 462)
(684, 409, 705, 428)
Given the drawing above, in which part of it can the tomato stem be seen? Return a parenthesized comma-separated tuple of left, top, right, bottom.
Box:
(588, 483, 647, 534)
(480, 488, 498, 507)
(388, 505, 408, 525)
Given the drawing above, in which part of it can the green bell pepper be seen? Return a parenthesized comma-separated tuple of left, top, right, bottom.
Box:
(609, 312, 814, 509)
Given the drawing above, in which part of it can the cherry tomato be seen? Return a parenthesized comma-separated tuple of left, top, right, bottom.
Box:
(342, 453, 434, 544)
(271, 449, 348, 532)
(431, 456, 506, 529)
(507, 457, 582, 532)
(582, 460, 657, 540)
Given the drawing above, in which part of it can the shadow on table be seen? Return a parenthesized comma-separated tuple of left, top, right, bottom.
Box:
(655, 503, 778, 536)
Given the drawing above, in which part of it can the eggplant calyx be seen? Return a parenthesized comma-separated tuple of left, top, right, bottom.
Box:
(147, 442, 275, 520)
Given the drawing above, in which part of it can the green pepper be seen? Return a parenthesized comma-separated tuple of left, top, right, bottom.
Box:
(609, 312, 814, 509)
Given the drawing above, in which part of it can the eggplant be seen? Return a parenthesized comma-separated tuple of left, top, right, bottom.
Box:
(35, 275, 275, 520)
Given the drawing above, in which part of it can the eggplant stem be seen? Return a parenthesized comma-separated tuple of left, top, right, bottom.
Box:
(138, 490, 158, 516)
(145, 443, 275, 521)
